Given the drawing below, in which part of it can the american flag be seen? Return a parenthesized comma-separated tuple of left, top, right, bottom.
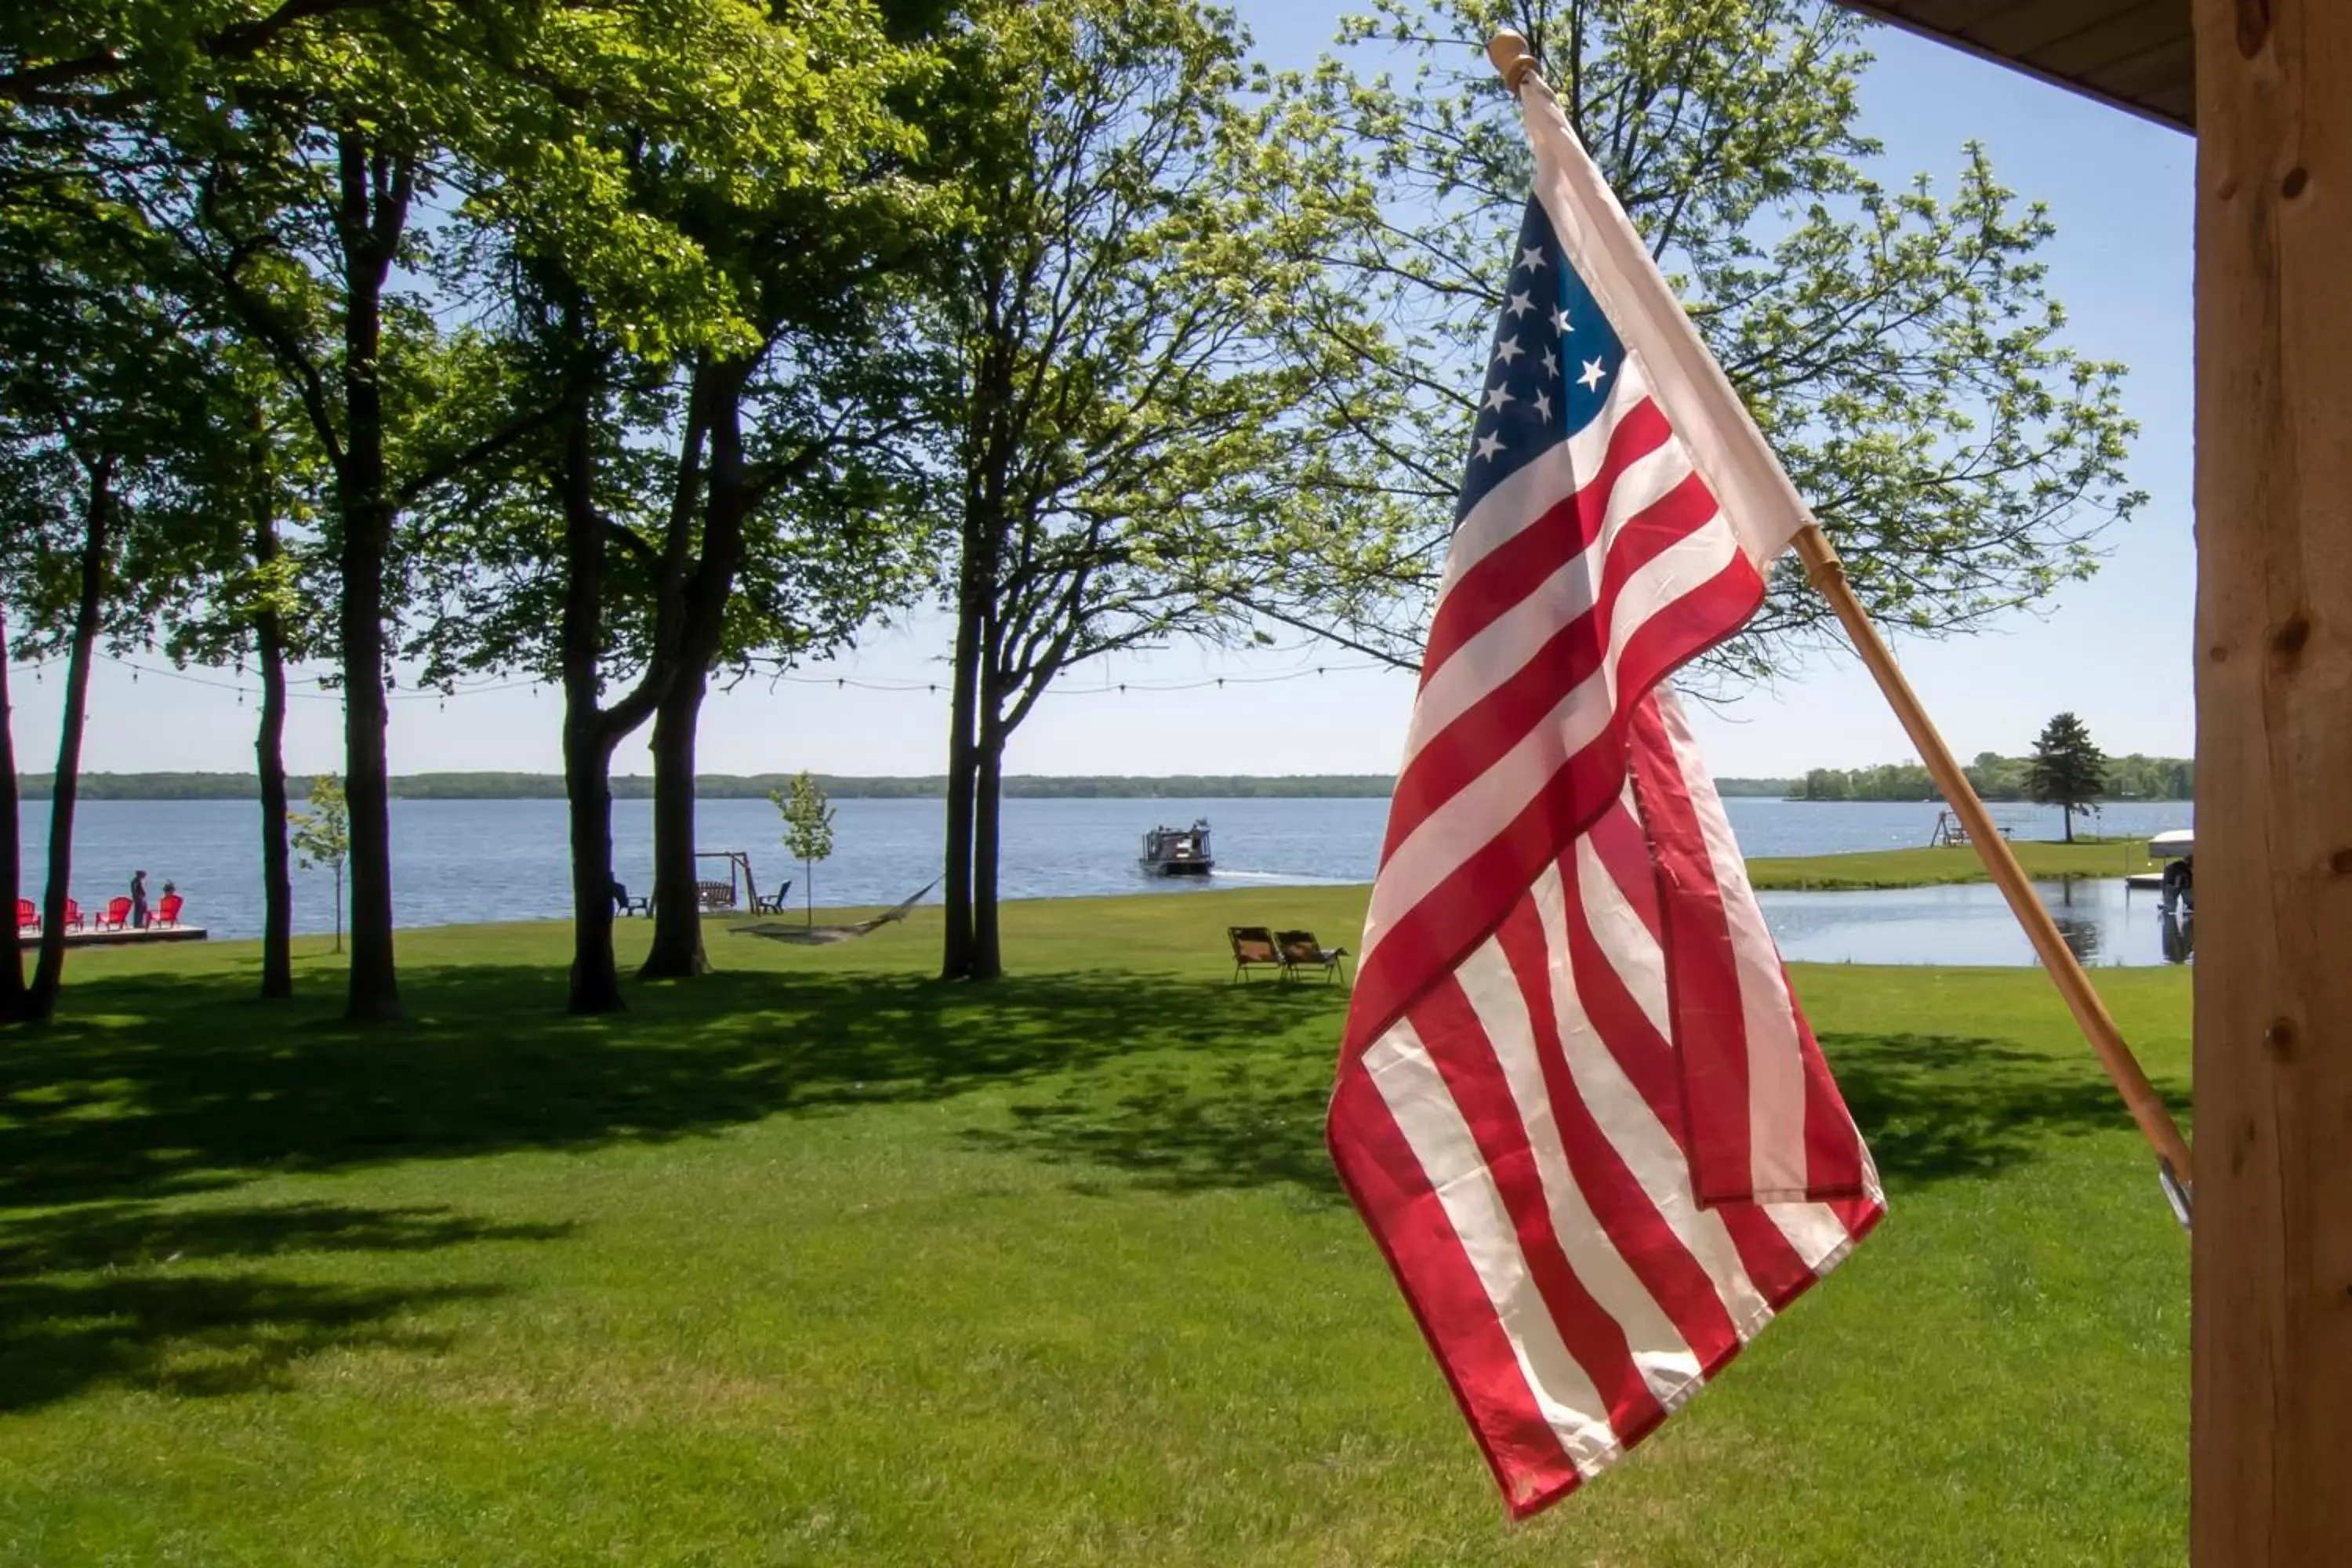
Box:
(1327, 67, 1886, 1518)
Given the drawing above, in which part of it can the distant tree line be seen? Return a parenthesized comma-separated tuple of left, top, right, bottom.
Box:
(1787, 751, 2192, 803)
(26, 761, 2197, 804)
(1711, 779, 1799, 798)
(16, 771, 1403, 801)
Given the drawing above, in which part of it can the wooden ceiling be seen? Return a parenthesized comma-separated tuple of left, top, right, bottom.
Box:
(1833, 1, 2194, 132)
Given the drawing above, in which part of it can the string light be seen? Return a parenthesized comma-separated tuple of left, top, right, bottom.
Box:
(3, 651, 1399, 707)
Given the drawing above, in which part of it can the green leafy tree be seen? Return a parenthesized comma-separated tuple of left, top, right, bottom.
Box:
(1250, 0, 2142, 681)
(401, 0, 946, 1009)
(773, 772, 837, 927)
(2027, 711, 2106, 843)
(65, 0, 791, 1022)
(0, 227, 215, 1022)
(289, 773, 350, 953)
(928, 0, 1369, 980)
(148, 354, 332, 1001)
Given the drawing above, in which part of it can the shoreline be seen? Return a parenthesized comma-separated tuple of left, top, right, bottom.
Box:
(42, 840, 2169, 949)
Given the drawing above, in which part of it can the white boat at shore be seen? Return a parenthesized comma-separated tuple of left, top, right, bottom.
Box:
(2126, 828, 2195, 913)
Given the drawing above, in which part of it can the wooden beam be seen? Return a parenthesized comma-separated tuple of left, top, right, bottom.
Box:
(2191, 0, 2352, 1561)
(1834, 1, 2194, 131)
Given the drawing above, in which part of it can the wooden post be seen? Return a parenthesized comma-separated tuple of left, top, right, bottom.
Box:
(2191, 1, 2352, 1561)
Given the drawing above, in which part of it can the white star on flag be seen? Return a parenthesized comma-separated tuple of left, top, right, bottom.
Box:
(1505, 289, 1534, 318)
(1577, 356, 1607, 390)
(1541, 348, 1559, 378)
(1552, 305, 1573, 335)
(1494, 335, 1524, 365)
(1483, 382, 1515, 412)
(1472, 429, 1504, 462)
(1532, 388, 1552, 422)
(1519, 245, 1546, 270)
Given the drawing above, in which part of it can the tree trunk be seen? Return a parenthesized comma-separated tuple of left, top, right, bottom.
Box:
(639, 357, 752, 983)
(564, 725, 624, 1011)
(333, 132, 411, 1025)
(27, 461, 114, 1019)
(2063, 806, 2075, 844)
(0, 606, 27, 1021)
(971, 718, 1005, 982)
(640, 666, 709, 978)
(558, 362, 627, 1013)
(940, 587, 982, 979)
(253, 516, 294, 1001)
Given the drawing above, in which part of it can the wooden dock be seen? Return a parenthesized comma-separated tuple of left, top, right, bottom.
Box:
(16, 925, 209, 949)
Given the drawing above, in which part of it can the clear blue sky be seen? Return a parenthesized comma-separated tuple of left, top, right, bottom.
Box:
(16, 7, 2194, 781)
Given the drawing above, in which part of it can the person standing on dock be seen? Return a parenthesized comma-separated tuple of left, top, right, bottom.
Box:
(129, 869, 148, 930)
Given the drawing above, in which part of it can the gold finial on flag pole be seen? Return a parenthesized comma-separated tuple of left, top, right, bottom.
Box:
(1485, 30, 1540, 96)
(1479, 25, 2193, 1206)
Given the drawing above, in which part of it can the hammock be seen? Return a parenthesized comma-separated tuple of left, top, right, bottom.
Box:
(728, 880, 938, 946)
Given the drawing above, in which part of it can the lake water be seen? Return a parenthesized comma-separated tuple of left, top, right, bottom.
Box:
(14, 795, 2193, 966)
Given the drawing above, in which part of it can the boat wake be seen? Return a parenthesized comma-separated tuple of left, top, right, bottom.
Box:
(1205, 869, 1362, 886)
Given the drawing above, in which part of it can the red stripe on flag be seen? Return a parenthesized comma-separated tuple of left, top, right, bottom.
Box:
(1491, 901, 1744, 1370)
(1388, 472, 1722, 850)
(1417, 401, 1675, 681)
(1326, 1068, 1587, 1517)
(1789, 975, 1875, 1220)
(1624, 697, 1755, 1209)
(1347, 550, 1769, 1063)
(1554, 830, 1820, 1306)
(1410, 977, 1668, 1444)
(1606, 554, 1766, 722)
(1585, 800, 1661, 946)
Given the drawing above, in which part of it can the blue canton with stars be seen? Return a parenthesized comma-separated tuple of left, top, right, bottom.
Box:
(1456, 198, 1628, 524)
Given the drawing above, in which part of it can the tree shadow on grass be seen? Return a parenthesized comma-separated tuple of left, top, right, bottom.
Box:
(0, 963, 1349, 1210)
(3, 953, 2180, 1232)
(0, 1272, 499, 1412)
(0, 1200, 575, 1276)
(0, 1200, 561, 1414)
(961, 1019, 1344, 1201)
(1820, 1031, 2193, 1186)
(964, 1023, 2195, 1204)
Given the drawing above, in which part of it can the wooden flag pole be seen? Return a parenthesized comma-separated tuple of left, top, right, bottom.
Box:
(1483, 29, 2193, 1190)
(1787, 527, 2193, 1185)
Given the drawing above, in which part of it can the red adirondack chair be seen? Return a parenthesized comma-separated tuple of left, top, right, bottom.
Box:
(14, 898, 34, 933)
(154, 893, 183, 928)
(62, 898, 84, 931)
(99, 896, 131, 932)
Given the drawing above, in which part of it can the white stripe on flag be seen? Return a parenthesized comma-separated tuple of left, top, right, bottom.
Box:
(1537, 858, 1775, 1334)
(1363, 1019, 1623, 1475)
(1406, 437, 1694, 751)
(1519, 80, 1809, 572)
(1442, 360, 1657, 586)
(1453, 938, 1706, 1404)
(1653, 688, 1813, 1201)
(1364, 522, 1740, 967)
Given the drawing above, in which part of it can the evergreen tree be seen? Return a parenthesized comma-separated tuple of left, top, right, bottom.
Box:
(2027, 712, 2107, 843)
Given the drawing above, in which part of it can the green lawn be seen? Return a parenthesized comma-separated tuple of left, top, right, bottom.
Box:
(1, 889, 2190, 1566)
(1747, 836, 2163, 890)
